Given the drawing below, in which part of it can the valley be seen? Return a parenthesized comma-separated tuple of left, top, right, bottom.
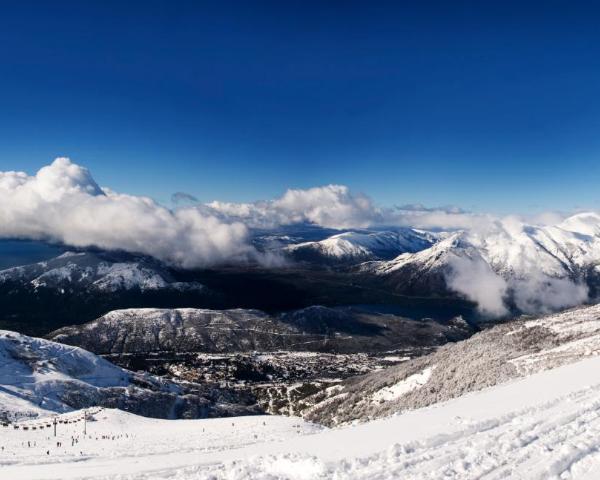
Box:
(3, 217, 600, 478)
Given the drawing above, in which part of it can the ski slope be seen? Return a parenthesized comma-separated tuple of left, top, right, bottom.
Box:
(3, 354, 600, 479)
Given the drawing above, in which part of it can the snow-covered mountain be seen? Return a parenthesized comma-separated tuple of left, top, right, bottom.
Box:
(1, 251, 206, 293)
(469, 212, 600, 278)
(361, 232, 474, 274)
(274, 213, 600, 278)
(357, 232, 480, 294)
(367, 213, 600, 280)
(0, 251, 204, 293)
(284, 229, 436, 264)
(250, 224, 341, 250)
(357, 213, 600, 315)
(302, 303, 600, 426)
(47, 306, 474, 355)
(0, 330, 258, 421)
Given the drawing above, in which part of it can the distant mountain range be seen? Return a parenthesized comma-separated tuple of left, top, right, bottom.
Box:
(256, 214, 600, 298)
(360, 213, 600, 280)
(47, 306, 475, 355)
(0, 243, 475, 337)
(354, 213, 600, 314)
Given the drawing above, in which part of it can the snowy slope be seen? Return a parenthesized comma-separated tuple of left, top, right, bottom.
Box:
(4, 355, 600, 479)
(0, 251, 203, 293)
(304, 303, 600, 426)
(285, 229, 435, 263)
(0, 330, 130, 417)
(0, 330, 259, 421)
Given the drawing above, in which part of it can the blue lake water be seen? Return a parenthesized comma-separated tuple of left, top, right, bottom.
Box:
(0, 240, 65, 269)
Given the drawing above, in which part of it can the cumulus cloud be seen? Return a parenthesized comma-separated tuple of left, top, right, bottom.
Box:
(205, 186, 489, 231)
(0, 161, 410, 267)
(0, 158, 254, 268)
(206, 184, 384, 229)
(274, 185, 381, 228)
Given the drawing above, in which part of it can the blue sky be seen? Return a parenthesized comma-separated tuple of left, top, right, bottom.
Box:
(1, 1, 600, 213)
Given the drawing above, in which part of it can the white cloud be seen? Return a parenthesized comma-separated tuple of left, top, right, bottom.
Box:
(205, 186, 488, 231)
(512, 275, 589, 315)
(272, 185, 381, 228)
(0, 158, 254, 268)
(446, 254, 589, 319)
(206, 184, 383, 229)
(446, 255, 509, 318)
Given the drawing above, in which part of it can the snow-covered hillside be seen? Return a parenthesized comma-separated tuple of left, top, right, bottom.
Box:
(0, 251, 203, 293)
(0, 330, 258, 421)
(47, 306, 474, 355)
(0, 330, 128, 418)
(304, 303, 600, 426)
(4, 355, 600, 479)
(285, 229, 435, 263)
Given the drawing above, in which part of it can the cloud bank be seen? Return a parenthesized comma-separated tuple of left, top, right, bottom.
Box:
(512, 274, 589, 315)
(0, 158, 594, 317)
(0, 158, 253, 268)
(446, 254, 589, 318)
(205, 186, 490, 231)
(206, 185, 383, 229)
(446, 256, 509, 318)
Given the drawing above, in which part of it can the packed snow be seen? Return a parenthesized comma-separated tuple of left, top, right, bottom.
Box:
(371, 366, 433, 402)
(0, 409, 321, 479)
(3, 355, 600, 479)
